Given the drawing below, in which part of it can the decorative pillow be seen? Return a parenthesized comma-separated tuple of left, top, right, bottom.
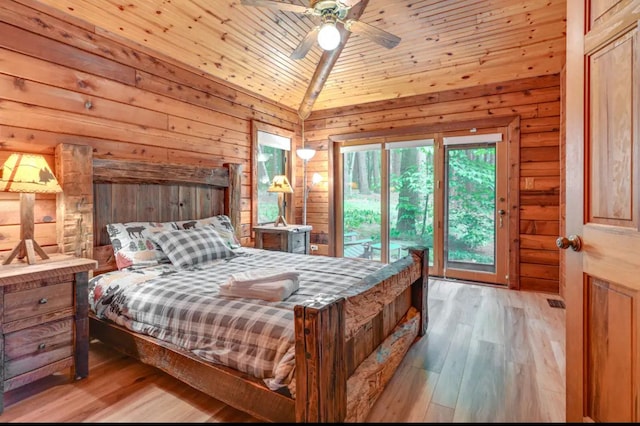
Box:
(191, 215, 241, 249)
(107, 215, 240, 270)
(106, 221, 176, 270)
(149, 226, 236, 268)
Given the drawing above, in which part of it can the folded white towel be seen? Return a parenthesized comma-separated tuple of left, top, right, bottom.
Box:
(229, 267, 300, 287)
(219, 278, 299, 302)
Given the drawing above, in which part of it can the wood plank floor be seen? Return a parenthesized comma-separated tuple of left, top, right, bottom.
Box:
(0, 278, 566, 422)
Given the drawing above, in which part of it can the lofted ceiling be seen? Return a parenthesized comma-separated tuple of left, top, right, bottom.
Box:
(35, 0, 567, 117)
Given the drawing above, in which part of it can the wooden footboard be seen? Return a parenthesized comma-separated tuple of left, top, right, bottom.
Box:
(89, 247, 428, 423)
(293, 247, 429, 422)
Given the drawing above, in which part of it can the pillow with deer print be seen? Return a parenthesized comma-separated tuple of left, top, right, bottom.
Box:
(106, 221, 175, 270)
(107, 216, 241, 270)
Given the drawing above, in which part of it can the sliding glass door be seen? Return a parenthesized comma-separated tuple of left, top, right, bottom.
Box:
(387, 140, 435, 265)
(342, 144, 382, 261)
(340, 139, 435, 265)
(337, 130, 508, 286)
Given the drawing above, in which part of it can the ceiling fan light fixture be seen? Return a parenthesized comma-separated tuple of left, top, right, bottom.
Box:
(317, 22, 341, 51)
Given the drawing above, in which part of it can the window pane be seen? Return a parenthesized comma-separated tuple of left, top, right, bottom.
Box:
(388, 145, 434, 265)
(445, 145, 496, 272)
(257, 144, 286, 224)
(343, 149, 381, 260)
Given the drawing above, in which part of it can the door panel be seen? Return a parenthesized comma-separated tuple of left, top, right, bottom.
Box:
(587, 278, 634, 422)
(589, 29, 637, 227)
(565, 0, 640, 422)
(584, 24, 639, 424)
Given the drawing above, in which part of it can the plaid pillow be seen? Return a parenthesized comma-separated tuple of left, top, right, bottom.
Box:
(150, 226, 236, 268)
(106, 216, 240, 270)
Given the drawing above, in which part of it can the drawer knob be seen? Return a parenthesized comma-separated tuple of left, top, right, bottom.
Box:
(38, 343, 46, 350)
(38, 298, 48, 304)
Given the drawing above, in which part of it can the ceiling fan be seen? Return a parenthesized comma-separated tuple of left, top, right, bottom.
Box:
(240, 0, 401, 60)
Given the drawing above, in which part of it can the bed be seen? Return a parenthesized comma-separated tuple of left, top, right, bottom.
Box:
(86, 157, 429, 423)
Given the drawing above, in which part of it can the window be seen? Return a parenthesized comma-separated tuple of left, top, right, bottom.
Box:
(251, 121, 294, 227)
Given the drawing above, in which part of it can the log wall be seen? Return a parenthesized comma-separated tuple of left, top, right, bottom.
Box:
(301, 74, 562, 293)
(0, 0, 297, 252)
(0, 0, 561, 293)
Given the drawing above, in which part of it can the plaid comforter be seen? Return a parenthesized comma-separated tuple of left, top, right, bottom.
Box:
(89, 247, 384, 393)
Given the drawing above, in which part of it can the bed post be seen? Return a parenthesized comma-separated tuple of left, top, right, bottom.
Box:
(294, 295, 347, 422)
(55, 143, 94, 259)
(409, 247, 429, 336)
(224, 163, 242, 242)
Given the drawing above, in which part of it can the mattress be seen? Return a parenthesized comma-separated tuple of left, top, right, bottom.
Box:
(88, 247, 384, 393)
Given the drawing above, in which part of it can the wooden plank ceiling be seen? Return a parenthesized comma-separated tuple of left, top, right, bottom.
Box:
(34, 0, 567, 116)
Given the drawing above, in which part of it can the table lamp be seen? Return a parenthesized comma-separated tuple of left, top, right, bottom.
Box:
(0, 153, 63, 265)
(267, 175, 293, 227)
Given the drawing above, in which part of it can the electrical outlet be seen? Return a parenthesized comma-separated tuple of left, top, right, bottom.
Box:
(310, 244, 318, 251)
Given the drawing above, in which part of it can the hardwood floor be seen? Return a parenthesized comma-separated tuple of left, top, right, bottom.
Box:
(0, 278, 566, 422)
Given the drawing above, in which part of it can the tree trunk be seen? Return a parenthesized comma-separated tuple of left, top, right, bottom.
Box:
(357, 151, 370, 195)
(371, 151, 380, 193)
(395, 149, 418, 233)
(345, 153, 356, 195)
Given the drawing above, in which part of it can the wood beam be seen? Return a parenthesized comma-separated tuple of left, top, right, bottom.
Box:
(297, 0, 369, 120)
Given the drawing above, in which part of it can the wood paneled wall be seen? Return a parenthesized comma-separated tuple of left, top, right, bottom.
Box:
(0, 0, 562, 293)
(301, 74, 562, 293)
(0, 0, 297, 252)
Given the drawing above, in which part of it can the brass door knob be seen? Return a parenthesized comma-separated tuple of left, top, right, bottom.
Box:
(556, 235, 582, 252)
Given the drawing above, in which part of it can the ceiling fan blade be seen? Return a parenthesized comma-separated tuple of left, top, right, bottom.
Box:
(290, 26, 320, 60)
(240, 0, 310, 15)
(344, 19, 401, 49)
(337, 0, 362, 7)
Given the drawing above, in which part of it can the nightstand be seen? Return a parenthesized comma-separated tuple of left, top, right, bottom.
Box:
(253, 224, 312, 254)
(0, 255, 97, 413)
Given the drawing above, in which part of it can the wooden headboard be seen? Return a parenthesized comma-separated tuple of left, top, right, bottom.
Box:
(92, 158, 242, 274)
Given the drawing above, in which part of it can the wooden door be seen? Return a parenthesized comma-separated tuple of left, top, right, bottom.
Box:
(565, 0, 640, 422)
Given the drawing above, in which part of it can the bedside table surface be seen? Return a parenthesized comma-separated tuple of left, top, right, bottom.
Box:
(0, 255, 97, 284)
(253, 224, 312, 233)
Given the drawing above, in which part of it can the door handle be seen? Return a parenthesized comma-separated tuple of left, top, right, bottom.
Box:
(556, 235, 582, 252)
(498, 209, 505, 228)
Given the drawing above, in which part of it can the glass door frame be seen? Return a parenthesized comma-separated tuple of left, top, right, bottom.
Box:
(437, 129, 509, 285)
(330, 117, 521, 289)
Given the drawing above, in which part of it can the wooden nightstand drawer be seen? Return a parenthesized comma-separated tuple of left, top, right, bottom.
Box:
(4, 317, 74, 380)
(4, 282, 73, 323)
(290, 233, 307, 253)
(0, 255, 96, 412)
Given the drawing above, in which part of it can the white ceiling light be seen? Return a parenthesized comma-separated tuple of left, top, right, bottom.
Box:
(317, 20, 341, 51)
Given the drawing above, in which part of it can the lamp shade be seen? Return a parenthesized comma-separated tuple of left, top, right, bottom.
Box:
(267, 175, 293, 193)
(0, 153, 62, 193)
(296, 148, 316, 161)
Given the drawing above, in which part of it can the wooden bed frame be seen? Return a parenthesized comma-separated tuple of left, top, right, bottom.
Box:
(86, 156, 429, 422)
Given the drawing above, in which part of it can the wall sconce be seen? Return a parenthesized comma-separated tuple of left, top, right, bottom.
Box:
(0, 153, 63, 265)
(302, 172, 323, 226)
